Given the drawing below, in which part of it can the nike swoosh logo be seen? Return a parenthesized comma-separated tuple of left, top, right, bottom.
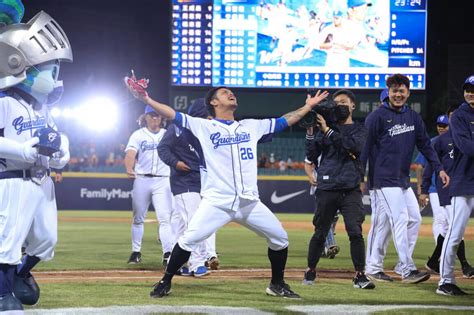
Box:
(271, 190, 307, 204)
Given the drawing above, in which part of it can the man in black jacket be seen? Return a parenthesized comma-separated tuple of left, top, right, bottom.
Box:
(303, 89, 374, 289)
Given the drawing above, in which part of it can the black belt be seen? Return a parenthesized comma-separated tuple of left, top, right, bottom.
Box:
(142, 174, 166, 178)
(0, 169, 51, 180)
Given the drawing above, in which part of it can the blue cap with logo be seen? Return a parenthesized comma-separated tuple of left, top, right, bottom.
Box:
(436, 114, 449, 125)
(462, 75, 474, 90)
(347, 0, 372, 8)
(333, 10, 344, 17)
(379, 89, 389, 102)
(144, 105, 157, 114)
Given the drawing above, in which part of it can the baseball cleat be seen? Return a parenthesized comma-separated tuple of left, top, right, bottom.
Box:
(367, 271, 393, 282)
(150, 280, 172, 298)
(0, 293, 24, 312)
(127, 251, 141, 264)
(425, 257, 440, 274)
(302, 268, 316, 285)
(193, 266, 210, 277)
(436, 283, 467, 296)
(462, 264, 474, 279)
(266, 281, 301, 299)
(13, 272, 40, 305)
(401, 270, 430, 284)
(206, 256, 220, 270)
(353, 272, 375, 289)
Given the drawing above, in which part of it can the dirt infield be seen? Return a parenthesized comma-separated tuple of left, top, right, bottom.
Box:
(34, 268, 472, 285)
(59, 217, 474, 240)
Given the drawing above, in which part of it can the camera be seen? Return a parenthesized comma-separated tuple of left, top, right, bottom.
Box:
(299, 97, 338, 128)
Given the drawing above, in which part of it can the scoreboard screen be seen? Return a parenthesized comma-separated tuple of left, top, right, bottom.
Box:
(171, 0, 427, 89)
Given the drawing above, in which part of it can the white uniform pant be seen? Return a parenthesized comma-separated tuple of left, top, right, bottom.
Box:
(131, 176, 175, 253)
(174, 192, 216, 272)
(439, 196, 474, 285)
(375, 187, 421, 277)
(0, 178, 57, 265)
(429, 192, 449, 241)
(179, 198, 288, 253)
(365, 190, 392, 274)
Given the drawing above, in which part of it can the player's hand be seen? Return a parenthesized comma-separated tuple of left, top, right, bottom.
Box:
(438, 170, 450, 188)
(307, 174, 317, 186)
(360, 182, 366, 193)
(55, 173, 63, 183)
(126, 169, 136, 178)
(22, 137, 40, 163)
(49, 134, 70, 169)
(176, 161, 191, 172)
(419, 193, 429, 209)
(124, 70, 149, 102)
(305, 90, 329, 108)
(316, 114, 328, 132)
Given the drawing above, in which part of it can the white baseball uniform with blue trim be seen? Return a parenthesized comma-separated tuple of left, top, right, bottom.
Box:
(173, 113, 288, 253)
(125, 127, 176, 254)
(0, 95, 57, 264)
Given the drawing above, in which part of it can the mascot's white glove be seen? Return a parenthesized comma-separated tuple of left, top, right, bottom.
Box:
(0, 137, 39, 163)
(49, 134, 70, 169)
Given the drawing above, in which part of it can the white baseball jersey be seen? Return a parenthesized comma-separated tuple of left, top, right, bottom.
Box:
(0, 95, 54, 171)
(176, 112, 277, 210)
(125, 127, 170, 176)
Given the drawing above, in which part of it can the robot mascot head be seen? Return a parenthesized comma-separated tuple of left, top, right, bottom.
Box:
(0, 0, 73, 106)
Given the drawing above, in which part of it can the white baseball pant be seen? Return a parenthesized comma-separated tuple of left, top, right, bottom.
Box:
(439, 196, 473, 285)
(376, 187, 421, 277)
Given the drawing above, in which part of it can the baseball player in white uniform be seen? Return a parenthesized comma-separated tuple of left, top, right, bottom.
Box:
(125, 106, 176, 266)
(0, 8, 72, 312)
(125, 72, 329, 299)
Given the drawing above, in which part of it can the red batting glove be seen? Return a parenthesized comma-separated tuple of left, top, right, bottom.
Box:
(124, 70, 149, 99)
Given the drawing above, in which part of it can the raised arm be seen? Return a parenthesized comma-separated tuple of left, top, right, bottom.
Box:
(125, 71, 176, 120)
(282, 90, 329, 126)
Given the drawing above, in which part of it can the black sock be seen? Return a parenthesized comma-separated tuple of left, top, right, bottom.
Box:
(0, 264, 16, 296)
(457, 240, 469, 268)
(162, 244, 190, 283)
(17, 255, 41, 278)
(428, 234, 445, 263)
(268, 247, 287, 285)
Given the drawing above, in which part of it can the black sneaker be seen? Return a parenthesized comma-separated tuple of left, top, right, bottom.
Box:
(162, 252, 171, 267)
(266, 281, 301, 299)
(436, 283, 467, 296)
(13, 272, 40, 305)
(425, 257, 440, 274)
(127, 251, 141, 264)
(302, 268, 316, 285)
(401, 270, 430, 284)
(462, 264, 474, 279)
(366, 271, 393, 282)
(150, 280, 172, 298)
(353, 272, 375, 289)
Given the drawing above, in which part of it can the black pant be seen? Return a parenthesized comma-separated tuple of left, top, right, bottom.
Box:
(307, 188, 366, 271)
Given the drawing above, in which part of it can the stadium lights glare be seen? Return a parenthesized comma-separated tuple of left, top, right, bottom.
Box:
(50, 107, 61, 118)
(74, 97, 119, 132)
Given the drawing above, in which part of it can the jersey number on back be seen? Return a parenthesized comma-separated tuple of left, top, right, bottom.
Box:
(240, 148, 254, 160)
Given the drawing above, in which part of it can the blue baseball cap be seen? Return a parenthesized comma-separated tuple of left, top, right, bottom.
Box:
(333, 10, 344, 17)
(348, 0, 372, 8)
(144, 105, 158, 115)
(436, 114, 449, 125)
(379, 89, 389, 102)
(462, 75, 474, 90)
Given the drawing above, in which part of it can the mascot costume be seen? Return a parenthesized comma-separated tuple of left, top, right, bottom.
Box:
(0, 0, 72, 311)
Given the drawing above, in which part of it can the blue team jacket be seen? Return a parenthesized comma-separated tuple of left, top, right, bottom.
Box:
(421, 132, 454, 206)
(157, 124, 204, 196)
(449, 102, 474, 196)
(362, 103, 443, 189)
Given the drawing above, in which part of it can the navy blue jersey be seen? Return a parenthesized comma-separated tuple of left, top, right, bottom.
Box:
(158, 124, 204, 196)
(421, 133, 454, 206)
(449, 102, 474, 196)
(363, 103, 443, 189)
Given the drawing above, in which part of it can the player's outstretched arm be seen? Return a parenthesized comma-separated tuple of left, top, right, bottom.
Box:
(124, 70, 176, 121)
(282, 90, 329, 126)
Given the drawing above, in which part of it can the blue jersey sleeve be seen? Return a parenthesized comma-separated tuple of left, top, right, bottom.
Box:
(275, 117, 288, 133)
(174, 112, 184, 126)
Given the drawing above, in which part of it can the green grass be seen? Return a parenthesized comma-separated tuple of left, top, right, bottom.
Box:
(29, 211, 474, 313)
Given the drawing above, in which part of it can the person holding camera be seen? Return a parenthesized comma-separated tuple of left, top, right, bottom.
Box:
(302, 89, 374, 289)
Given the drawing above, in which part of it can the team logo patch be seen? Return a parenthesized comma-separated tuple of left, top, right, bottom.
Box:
(388, 123, 415, 137)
